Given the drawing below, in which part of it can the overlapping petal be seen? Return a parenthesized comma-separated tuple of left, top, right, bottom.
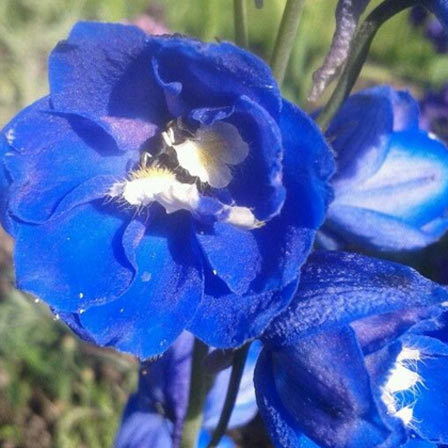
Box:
(323, 86, 448, 251)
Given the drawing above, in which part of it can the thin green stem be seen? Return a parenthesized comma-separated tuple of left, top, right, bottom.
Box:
(270, 0, 306, 87)
(316, 0, 419, 130)
(180, 338, 210, 448)
(233, 0, 249, 48)
(206, 344, 250, 448)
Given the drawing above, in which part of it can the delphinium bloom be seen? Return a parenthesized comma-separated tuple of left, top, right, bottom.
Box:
(254, 250, 448, 448)
(114, 332, 261, 448)
(0, 22, 334, 359)
(318, 86, 448, 252)
(410, 6, 448, 53)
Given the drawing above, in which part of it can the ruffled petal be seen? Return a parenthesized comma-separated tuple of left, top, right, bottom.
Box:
(78, 213, 203, 359)
(2, 99, 134, 223)
(49, 22, 164, 151)
(326, 205, 448, 251)
(263, 251, 448, 348)
(14, 202, 134, 312)
(151, 36, 281, 118)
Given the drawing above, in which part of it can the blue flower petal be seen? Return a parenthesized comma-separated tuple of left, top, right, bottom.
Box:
(198, 431, 235, 448)
(49, 22, 164, 151)
(409, 356, 448, 443)
(255, 328, 404, 448)
(196, 222, 261, 296)
(251, 99, 334, 292)
(2, 101, 134, 224)
(225, 95, 285, 221)
(423, 0, 448, 30)
(14, 202, 134, 312)
(188, 277, 297, 348)
(203, 341, 261, 431)
(264, 251, 448, 347)
(254, 350, 304, 448)
(78, 213, 203, 359)
(327, 87, 394, 191)
(332, 131, 448, 227)
(137, 332, 194, 444)
(151, 36, 281, 118)
(326, 205, 448, 251)
(115, 406, 172, 448)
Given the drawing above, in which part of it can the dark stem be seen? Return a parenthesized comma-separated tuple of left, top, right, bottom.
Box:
(316, 0, 419, 130)
(206, 344, 250, 448)
(180, 338, 210, 448)
(234, 0, 249, 48)
(270, 0, 306, 86)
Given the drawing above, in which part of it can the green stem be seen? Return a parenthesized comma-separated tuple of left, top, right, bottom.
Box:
(270, 0, 306, 87)
(180, 338, 210, 448)
(206, 344, 250, 448)
(233, 0, 249, 48)
(316, 0, 419, 130)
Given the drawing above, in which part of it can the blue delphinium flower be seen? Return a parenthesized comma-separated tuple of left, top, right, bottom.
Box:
(0, 22, 334, 358)
(318, 86, 448, 252)
(114, 332, 261, 448)
(254, 250, 448, 448)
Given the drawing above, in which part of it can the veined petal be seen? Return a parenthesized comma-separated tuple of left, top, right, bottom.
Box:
(334, 131, 448, 227)
(263, 251, 448, 348)
(189, 276, 297, 348)
(255, 328, 403, 448)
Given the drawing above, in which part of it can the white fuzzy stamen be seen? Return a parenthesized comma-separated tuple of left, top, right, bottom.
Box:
(166, 121, 249, 189)
(108, 166, 262, 230)
(381, 346, 422, 427)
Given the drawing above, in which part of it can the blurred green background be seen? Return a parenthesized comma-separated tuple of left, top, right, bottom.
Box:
(0, 1, 447, 447)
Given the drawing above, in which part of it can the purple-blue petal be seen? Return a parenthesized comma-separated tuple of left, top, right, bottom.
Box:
(150, 36, 281, 118)
(77, 213, 203, 359)
(49, 22, 164, 151)
(188, 276, 297, 348)
(263, 251, 448, 348)
(255, 327, 404, 448)
(14, 202, 134, 312)
(2, 101, 134, 224)
(196, 222, 261, 296)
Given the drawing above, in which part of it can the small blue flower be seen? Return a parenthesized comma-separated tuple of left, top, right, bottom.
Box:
(114, 332, 261, 448)
(0, 22, 334, 358)
(319, 86, 448, 251)
(254, 250, 448, 448)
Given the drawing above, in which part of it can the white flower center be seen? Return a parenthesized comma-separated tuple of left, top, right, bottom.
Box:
(163, 121, 250, 189)
(380, 346, 422, 427)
